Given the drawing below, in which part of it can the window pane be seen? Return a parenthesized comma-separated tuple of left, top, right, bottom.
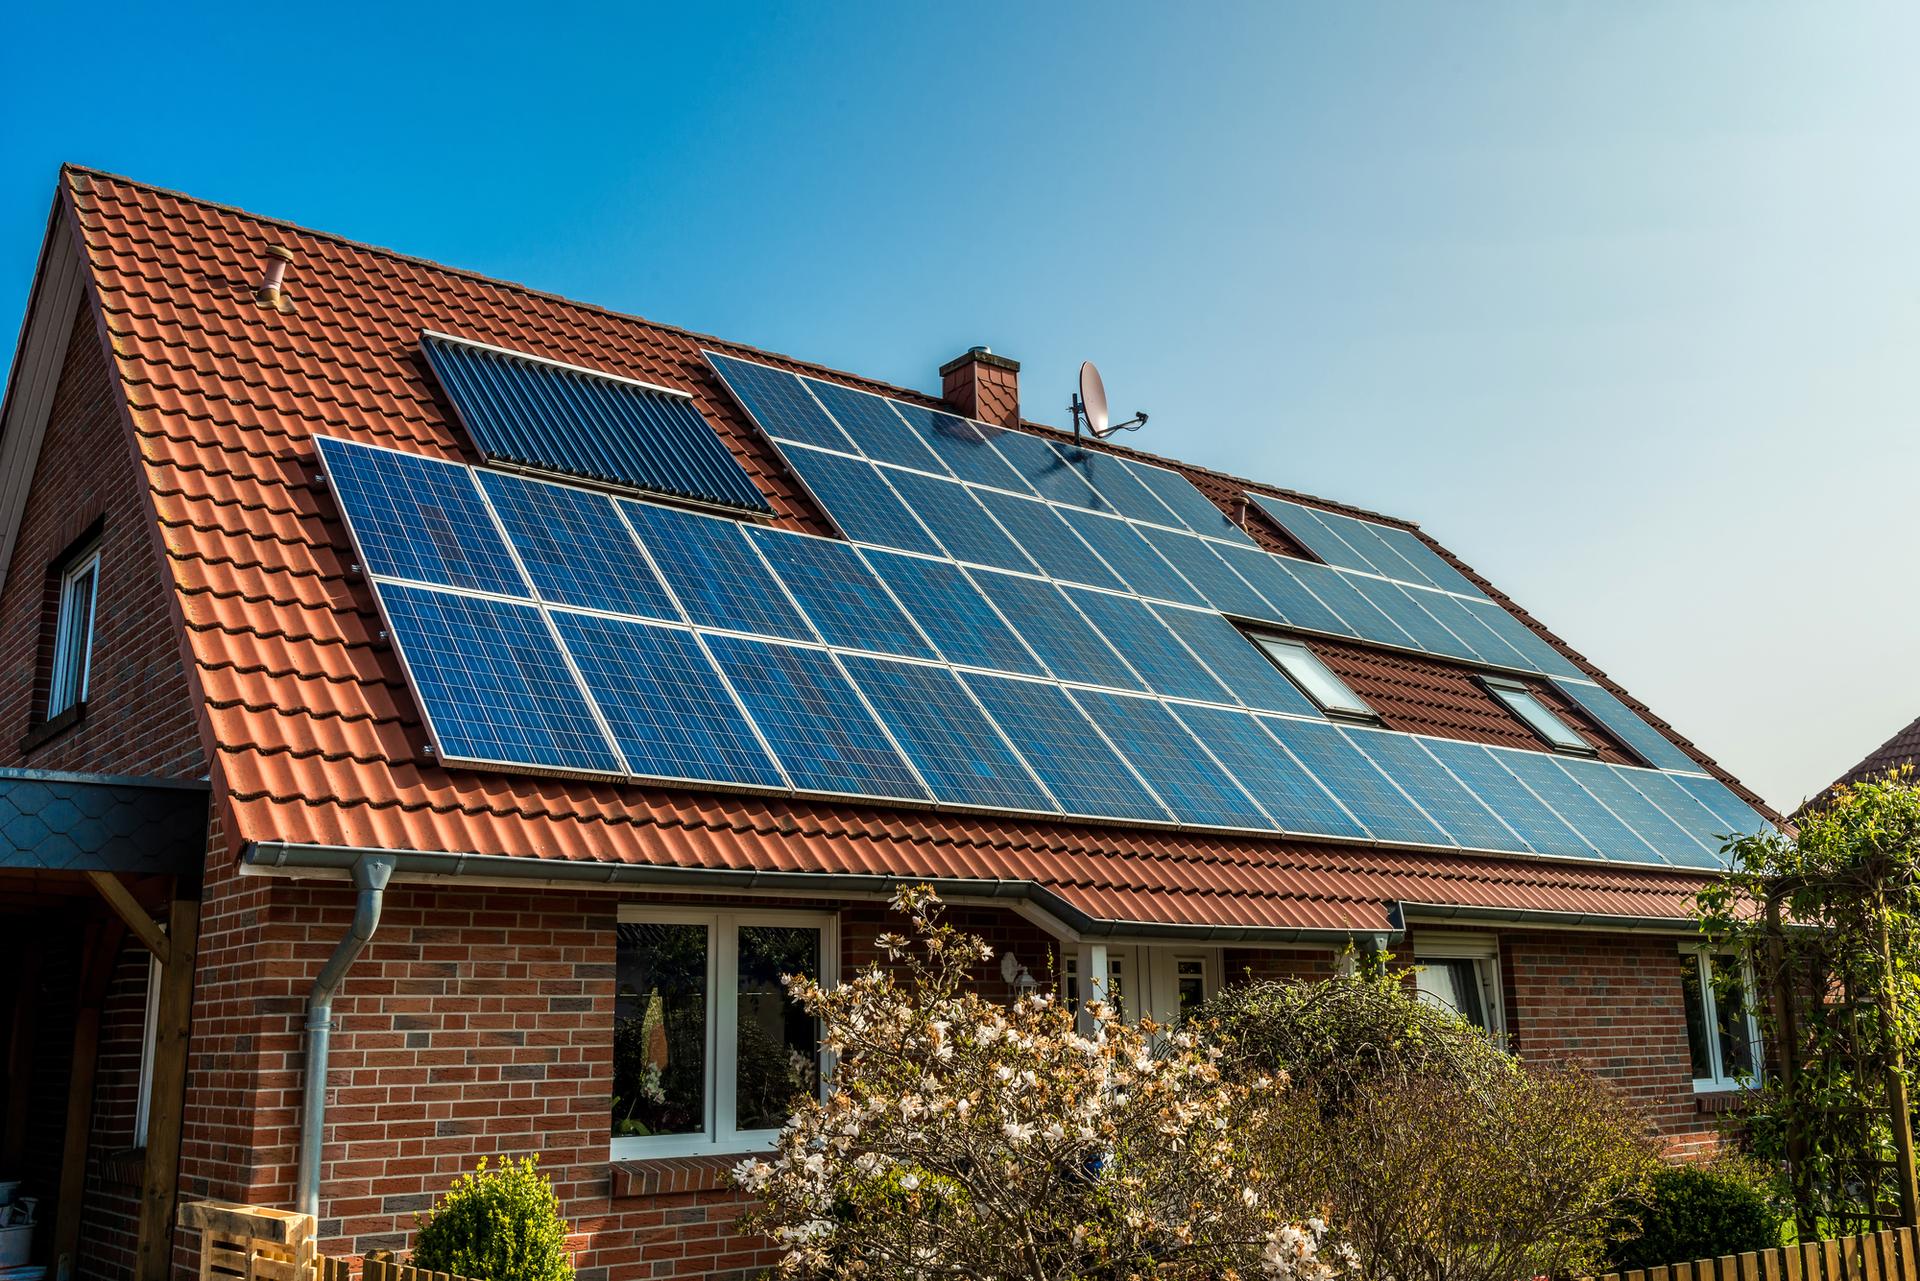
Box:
(1176, 959, 1207, 1018)
(1489, 684, 1588, 752)
(50, 558, 97, 715)
(1255, 636, 1374, 719)
(614, 922, 707, 1139)
(736, 925, 822, 1132)
(1680, 954, 1715, 1079)
(1415, 958, 1487, 1030)
(1712, 954, 1755, 1079)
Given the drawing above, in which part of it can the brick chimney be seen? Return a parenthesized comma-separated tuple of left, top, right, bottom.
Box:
(940, 346, 1021, 430)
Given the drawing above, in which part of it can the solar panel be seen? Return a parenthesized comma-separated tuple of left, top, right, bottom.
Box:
(316, 436, 529, 597)
(1344, 576, 1477, 661)
(1216, 551, 1358, 637)
(702, 634, 929, 801)
(1046, 441, 1185, 525)
(988, 428, 1104, 507)
(840, 656, 1058, 812)
(970, 570, 1144, 690)
(619, 500, 817, 642)
(1367, 522, 1487, 598)
(1055, 509, 1208, 605)
(1281, 559, 1416, 648)
(1259, 716, 1448, 845)
(1147, 605, 1323, 717)
(880, 469, 1036, 573)
(1246, 495, 1378, 574)
(1458, 599, 1583, 678)
(1557, 756, 1713, 865)
(378, 583, 620, 774)
(1068, 690, 1272, 830)
(424, 333, 769, 512)
(747, 528, 937, 659)
(704, 352, 856, 453)
(801, 377, 948, 473)
(1168, 704, 1366, 838)
(1133, 526, 1278, 620)
(1122, 459, 1257, 544)
(1493, 750, 1656, 862)
(1617, 768, 1737, 867)
(550, 610, 785, 788)
(1417, 738, 1594, 858)
(1324, 514, 1430, 587)
(959, 673, 1173, 822)
(887, 403, 1034, 492)
(971, 488, 1129, 591)
(1065, 589, 1232, 704)
(1412, 589, 1532, 669)
(1671, 774, 1771, 839)
(861, 551, 1047, 676)
(1342, 727, 1517, 851)
(1552, 680, 1699, 772)
(476, 471, 678, 620)
(775, 445, 944, 557)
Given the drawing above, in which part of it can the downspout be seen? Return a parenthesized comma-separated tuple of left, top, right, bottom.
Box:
(296, 854, 395, 1220)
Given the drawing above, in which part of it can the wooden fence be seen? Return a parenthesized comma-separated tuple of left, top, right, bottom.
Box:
(1590, 1226, 1920, 1281)
(178, 1201, 476, 1281)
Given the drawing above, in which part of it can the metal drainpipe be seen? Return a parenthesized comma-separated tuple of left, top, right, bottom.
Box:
(297, 854, 396, 1221)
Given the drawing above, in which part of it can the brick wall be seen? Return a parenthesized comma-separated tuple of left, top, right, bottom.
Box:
(77, 943, 154, 1281)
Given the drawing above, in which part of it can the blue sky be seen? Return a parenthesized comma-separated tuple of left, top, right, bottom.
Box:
(2, 2, 1915, 811)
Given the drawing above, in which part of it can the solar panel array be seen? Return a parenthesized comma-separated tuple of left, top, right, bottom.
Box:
(317, 355, 1771, 873)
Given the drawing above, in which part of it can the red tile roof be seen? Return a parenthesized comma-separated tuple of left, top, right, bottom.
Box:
(1829, 714, 1920, 794)
(51, 165, 1761, 934)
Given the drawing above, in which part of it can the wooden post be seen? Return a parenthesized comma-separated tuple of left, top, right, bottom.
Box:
(52, 915, 127, 1281)
(1878, 910, 1920, 1228)
(1, 930, 43, 1167)
(1766, 891, 1815, 1236)
(134, 884, 201, 1281)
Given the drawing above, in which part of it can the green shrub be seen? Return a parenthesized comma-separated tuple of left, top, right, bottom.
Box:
(411, 1156, 572, 1281)
(1606, 1159, 1785, 1271)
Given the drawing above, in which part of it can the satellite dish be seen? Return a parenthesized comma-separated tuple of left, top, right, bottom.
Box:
(1070, 361, 1149, 442)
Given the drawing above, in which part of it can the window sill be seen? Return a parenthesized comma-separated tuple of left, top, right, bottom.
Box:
(99, 1146, 146, 1189)
(1695, 1088, 1754, 1114)
(19, 701, 85, 755)
(610, 1154, 745, 1201)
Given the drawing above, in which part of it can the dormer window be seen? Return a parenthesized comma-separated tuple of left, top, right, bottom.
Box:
(48, 542, 100, 718)
(1254, 635, 1376, 721)
(1481, 676, 1592, 754)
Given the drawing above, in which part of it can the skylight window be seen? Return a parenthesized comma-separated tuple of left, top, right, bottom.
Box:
(1253, 636, 1376, 721)
(1482, 676, 1592, 754)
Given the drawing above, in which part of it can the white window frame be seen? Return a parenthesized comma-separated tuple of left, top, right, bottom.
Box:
(1063, 945, 1220, 1028)
(48, 544, 101, 717)
(1680, 945, 1762, 1093)
(1252, 635, 1377, 721)
(133, 948, 162, 1146)
(1411, 933, 1506, 1038)
(611, 905, 837, 1160)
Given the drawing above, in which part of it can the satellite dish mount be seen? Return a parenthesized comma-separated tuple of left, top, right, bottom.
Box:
(1071, 360, 1148, 443)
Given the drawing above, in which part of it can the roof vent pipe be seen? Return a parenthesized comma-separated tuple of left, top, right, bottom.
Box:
(256, 245, 295, 305)
(296, 853, 395, 1221)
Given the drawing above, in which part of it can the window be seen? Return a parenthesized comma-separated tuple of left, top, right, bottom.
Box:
(612, 908, 835, 1158)
(48, 544, 101, 718)
(1412, 934, 1504, 1036)
(1680, 948, 1760, 1091)
(1254, 636, 1376, 720)
(133, 949, 162, 1146)
(1062, 947, 1218, 1027)
(1482, 676, 1592, 754)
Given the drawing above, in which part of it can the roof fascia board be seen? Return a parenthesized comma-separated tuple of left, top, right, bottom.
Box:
(0, 196, 84, 601)
(1393, 899, 1703, 936)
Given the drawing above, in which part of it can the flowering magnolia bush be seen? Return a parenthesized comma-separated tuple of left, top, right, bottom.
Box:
(732, 886, 1345, 1280)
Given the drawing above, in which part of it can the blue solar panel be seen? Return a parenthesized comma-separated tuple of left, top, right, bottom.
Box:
(1133, 527, 1278, 620)
(702, 635, 929, 801)
(1459, 599, 1583, 678)
(1324, 514, 1430, 587)
(1259, 716, 1448, 845)
(619, 500, 816, 642)
(1367, 522, 1486, 598)
(1411, 590, 1532, 669)
(1217, 552, 1358, 637)
(1056, 508, 1207, 605)
(1418, 738, 1594, 858)
(880, 469, 1036, 573)
(475, 471, 678, 620)
(1558, 756, 1712, 865)
(1069, 690, 1272, 830)
(1342, 728, 1517, 851)
(424, 334, 768, 512)
(887, 403, 1034, 492)
(1493, 750, 1655, 861)
(1246, 495, 1378, 574)
(989, 428, 1104, 507)
(1344, 576, 1477, 661)
(747, 528, 937, 659)
(1065, 589, 1231, 704)
(1552, 680, 1699, 772)
(861, 551, 1046, 676)
(1168, 704, 1366, 838)
(1122, 459, 1257, 544)
(550, 610, 784, 788)
(970, 571, 1144, 690)
(840, 656, 1057, 812)
(959, 673, 1172, 822)
(1147, 606, 1323, 717)
(1617, 768, 1737, 868)
(1281, 560, 1416, 647)
(802, 377, 948, 473)
(1671, 774, 1771, 839)
(775, 445, 944, 557)
(316, 436, 529, 597)
(379, 584, 619, 773)
(1046, 442, 1184, 525)
(704, 352, 856, 453)
(971, 489, 1128, 590)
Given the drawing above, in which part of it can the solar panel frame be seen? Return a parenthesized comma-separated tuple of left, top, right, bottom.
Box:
(1218, 551, 1359, 637)
(773, 443, 945, 557)
(618, 499, 818, 642)
(1671, 774, 1771, 839)
(970, 488, 1130, 591)
(1341, 726, 1520, 852)
(1616, 767, 1738, 867)
(860, 550, 1048, 677)
(703, 351, 857, 454)
(1417, 738, 1595, 858)
(1492, 749, 1659, 863)
(1045, 441, 1188, 526)
(1557, 756, 1713, 866)
(801, 376, 950, 474)
(1281, 559, 1418, 649)
(1411, 589, 1532, 669)
(1325, 513, 1433, 588)
(475, 469, 680, 621)
(1168, 703, 1368, 839)
(1459, 598, 1584, 678)
(1552, 679, 1700, 772)
(1146, 604, 1324, 717)
(746, 527, 939, 659)
(879, 468, 1038, 573)
(970, 569, 1146, 691)
(1368, 522, 1488, 598)
(1344, 575, 1479, 661)
(1246, 495, 1379, 574)
(1132, 526, 1280, 620)
(1122, 458, 1258, 544)
(988, 428, 1106, 508)
(1055, 509, 1208, 606)
(1258, 716, 1450, 845)
(958, 672, 1175, 823)
(886, 402, 1036, 492)
(1067, 689, 1275, 830)
(1064, 589, 1233, 704)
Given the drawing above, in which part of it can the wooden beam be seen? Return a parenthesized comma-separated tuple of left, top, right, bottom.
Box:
(133, 887, 199, 1281)
(52, 914, 125, 1281)
(84, 870, 169, 964)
